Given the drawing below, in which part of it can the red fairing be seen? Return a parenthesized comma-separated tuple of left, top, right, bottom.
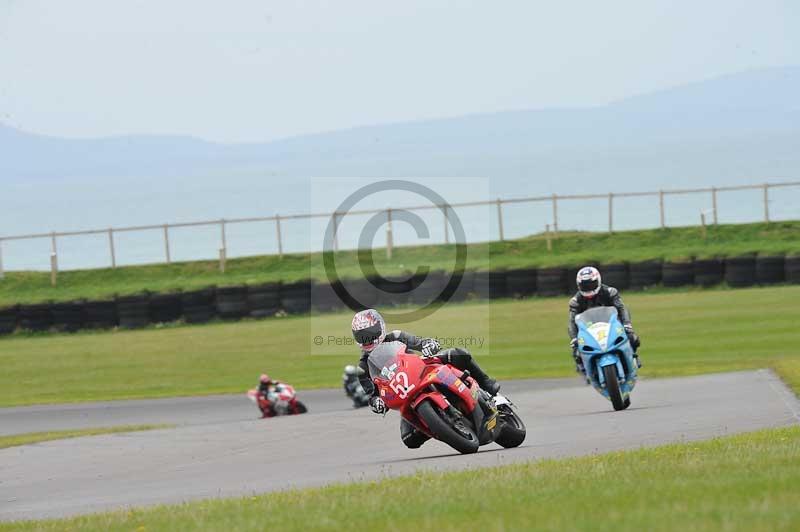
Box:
(372, 344, 479, 438)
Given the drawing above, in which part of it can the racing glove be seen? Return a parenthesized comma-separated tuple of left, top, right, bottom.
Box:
(624, 325, 641, 350)
(369, 396, 387, 415)
(421, 339, 441, 358)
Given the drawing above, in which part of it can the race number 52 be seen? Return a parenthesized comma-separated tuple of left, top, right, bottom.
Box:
(389, 372, 416, 399)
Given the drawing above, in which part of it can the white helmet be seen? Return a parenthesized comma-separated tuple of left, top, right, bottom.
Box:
(576, 266, 601, 298)
(351, 309, 386, 352)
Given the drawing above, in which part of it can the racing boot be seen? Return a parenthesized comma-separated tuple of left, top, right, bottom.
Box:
(466, 362, 501, 396)
(633, 352, 643, 369)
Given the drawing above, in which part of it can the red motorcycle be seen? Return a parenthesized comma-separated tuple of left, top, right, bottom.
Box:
(368, 341, 526, 454)
(247, 383, 308, 418)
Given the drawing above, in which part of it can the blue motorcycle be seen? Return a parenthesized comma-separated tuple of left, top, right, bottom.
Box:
(575, 306, 639, 411)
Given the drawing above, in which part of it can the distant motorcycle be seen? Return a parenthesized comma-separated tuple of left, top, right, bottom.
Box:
(575, 306, 639, 411)
(343, 365, 370, 408)
(368, 341, 526, 454)
(247, 383, 308, 418)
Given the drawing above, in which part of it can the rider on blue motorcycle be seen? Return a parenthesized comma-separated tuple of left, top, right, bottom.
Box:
(351, 308, 500, 449)
(568, 267, 641, 375)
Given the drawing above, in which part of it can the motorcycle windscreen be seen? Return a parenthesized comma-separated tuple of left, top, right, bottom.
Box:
(575, 306, 618, 328)
(575, 306, 619, 351)
(367, 341, 406, 381)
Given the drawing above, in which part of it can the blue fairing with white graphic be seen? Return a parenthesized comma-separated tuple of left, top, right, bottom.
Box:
(575, 306, 638, 410)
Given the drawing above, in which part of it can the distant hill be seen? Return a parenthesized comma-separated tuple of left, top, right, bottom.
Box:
(2, 65, 799, 191)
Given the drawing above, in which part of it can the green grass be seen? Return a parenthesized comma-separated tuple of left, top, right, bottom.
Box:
(1, 221, 798, 306)
(1, 285, 798, 406)
(6, 426, 799, 531)
(0, 424, 173, 449)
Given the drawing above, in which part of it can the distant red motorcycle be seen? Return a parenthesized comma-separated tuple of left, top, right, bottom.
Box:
(247, 383, 308, 418)
(368, 341, 526, 454)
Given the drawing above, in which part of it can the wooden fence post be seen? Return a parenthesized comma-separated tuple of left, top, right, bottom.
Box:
(275, 215, 283, 258)
(551, 194, 559, 235)
(545, 224, 553, 252)
(332, 212, 340, 252)
(50, 252, 58, 287)
(0, 239, 5, 279)
(163, 224, 171, 264)
(763, 183, 770, 222)
(608, 192, 614, 233)
(386, 208, 393, 259)
(443, 205, 450, 244)
(108, 228, 116, 268)
(711, 187, 718, 225)
(659, 190, 665, 228)
(496, 199, 505, 241)
(219, 219, 227, 271)
(700, 212, 707, 240)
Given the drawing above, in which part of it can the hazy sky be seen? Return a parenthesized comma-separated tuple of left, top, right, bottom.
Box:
(0, 0, 797, 142)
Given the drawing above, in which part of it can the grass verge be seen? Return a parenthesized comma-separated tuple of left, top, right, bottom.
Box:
(0, 424, 173, 449)
(1, 285, 798, 406)
(5, 426, 799, 531)
(1, 221, 798, 306)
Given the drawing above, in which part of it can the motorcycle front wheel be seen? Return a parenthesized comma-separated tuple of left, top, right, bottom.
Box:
(494, 405, 526, 448)
(416, 401, 479, 454)
(293, 401, 308, 414)
(603, 364, 629, 411)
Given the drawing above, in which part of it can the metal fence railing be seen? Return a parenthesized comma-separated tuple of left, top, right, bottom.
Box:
(1, 180, 798, 280)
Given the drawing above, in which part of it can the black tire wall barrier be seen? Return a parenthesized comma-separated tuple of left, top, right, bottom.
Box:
(725, 256, 757, 288)
(248, 283, 282, 318)
(694, 259, 724, 287)
(216, 286, 249, 319)
(51, 301, 86, 332)
(116, 295, 150, 329)
(629, 260, 662, 289)
(409, 271, 447, 305)
(84, 300, 118, 329)
(506, 268, 537, 298)
(449, 270, 474, 303)
(2, 255, 799, 336)
(17, 304, 53, 332)
(756, 256, 785, 285)
(0, 306, 17, 335)
(537, 267, 567, 296)
(182, 288, 216, 324)
(599, 263, 629, 290)
(662, 262, 694, 287)
(281, 281, 312, 314)
(311, 281, 345, 312)
(149, 293, 183, 324)
(341, 278, 379, 311)
(375, 275, 413, 307)
(786, 256, 800, 284)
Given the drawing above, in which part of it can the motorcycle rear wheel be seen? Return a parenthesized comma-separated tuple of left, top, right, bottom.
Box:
(603, 364, 629, 411)
(417, 401, 479, 454)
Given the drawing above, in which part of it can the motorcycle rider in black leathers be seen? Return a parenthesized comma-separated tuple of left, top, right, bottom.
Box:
(342, 364, 370, 408)
(352, 308, 500, 449)
(568, 266, 642, 375)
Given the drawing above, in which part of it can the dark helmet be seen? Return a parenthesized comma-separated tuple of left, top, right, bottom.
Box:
(351, 309, 386, 352)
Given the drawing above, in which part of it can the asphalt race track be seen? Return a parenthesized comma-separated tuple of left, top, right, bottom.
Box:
(1, 370, 798, 522)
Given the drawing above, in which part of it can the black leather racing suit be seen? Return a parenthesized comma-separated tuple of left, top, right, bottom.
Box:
(356, 330, 495, 449)
(567, 285, 639, 350)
